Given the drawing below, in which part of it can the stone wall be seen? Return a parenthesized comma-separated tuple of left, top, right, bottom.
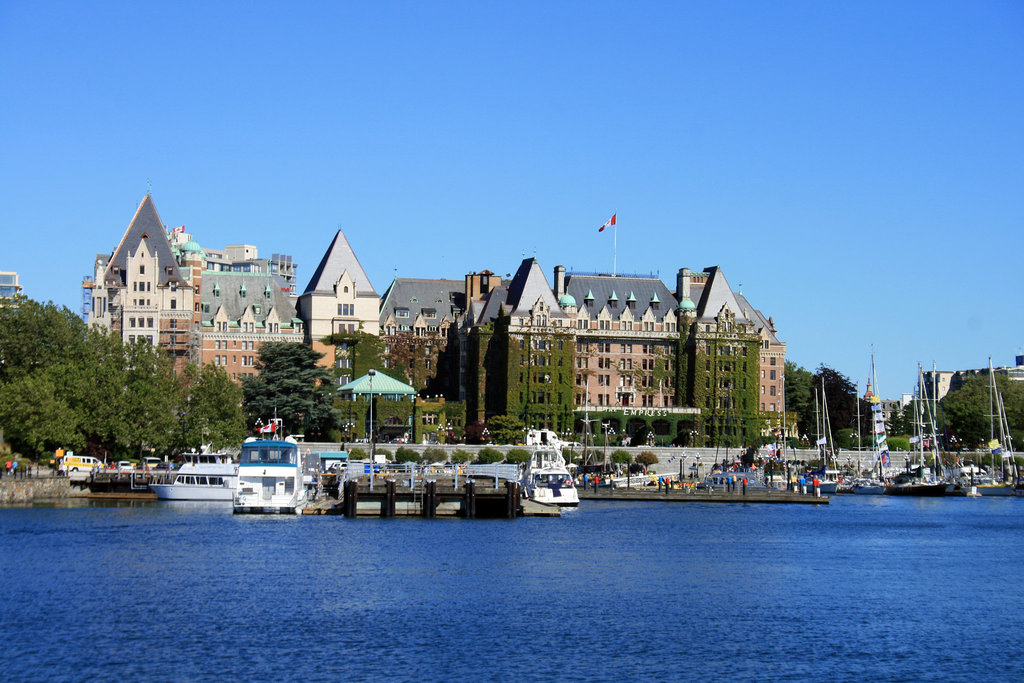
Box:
(0, 477, 73, 505)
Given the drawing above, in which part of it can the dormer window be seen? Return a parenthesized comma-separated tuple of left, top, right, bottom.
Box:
(213, 283, 220, 297)
(264, 285, 272, 299)
(240, 283, 247, 297)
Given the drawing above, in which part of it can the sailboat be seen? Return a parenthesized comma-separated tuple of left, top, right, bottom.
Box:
(810, 381, 841, 494)
(852, 356, 888, 495)
(885, 365, 948, 496)
(975, 359, 1015, 496)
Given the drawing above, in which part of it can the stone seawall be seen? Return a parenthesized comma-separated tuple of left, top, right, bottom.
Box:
(0, 477, 73, 505)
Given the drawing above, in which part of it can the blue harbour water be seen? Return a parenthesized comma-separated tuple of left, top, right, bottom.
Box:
(2, 496, 1023, 682)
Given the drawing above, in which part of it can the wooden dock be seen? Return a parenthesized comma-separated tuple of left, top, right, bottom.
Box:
(305, 476, 560, 517)
(578, 487, 829, 504)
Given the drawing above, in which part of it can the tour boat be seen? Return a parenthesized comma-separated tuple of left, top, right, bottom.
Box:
(233, 429, 308, 514)
(520, 429, 579, 507)
(151, 451, 238, 501)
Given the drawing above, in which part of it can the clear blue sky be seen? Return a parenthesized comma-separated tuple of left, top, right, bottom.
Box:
(2, 1, 1022, 397)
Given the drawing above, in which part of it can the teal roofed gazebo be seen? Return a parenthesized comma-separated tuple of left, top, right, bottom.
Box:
(338, 371, 417, 400)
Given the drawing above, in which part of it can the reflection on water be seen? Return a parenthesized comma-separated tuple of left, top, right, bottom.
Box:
(2, 496, 1022, 681)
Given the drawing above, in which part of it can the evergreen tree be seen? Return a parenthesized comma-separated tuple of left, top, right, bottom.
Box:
(242, 342, 336, 438)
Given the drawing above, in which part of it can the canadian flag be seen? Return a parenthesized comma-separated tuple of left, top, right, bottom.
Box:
(259, 423, 275, 434)
(172, 226, 185, 233)
(599, 214, 616, 232)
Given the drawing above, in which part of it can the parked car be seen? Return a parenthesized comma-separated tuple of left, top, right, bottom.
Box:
(117, 461, 135, 472)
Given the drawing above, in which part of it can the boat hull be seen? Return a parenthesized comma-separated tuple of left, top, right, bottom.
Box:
(884, 483, 948, 496)
(527, 487, 580, 507)
(151, 484, 234, 501)
(233, 504, 304, 515)
(851, 485, 886, 495)
(974, 485, 1014, 497)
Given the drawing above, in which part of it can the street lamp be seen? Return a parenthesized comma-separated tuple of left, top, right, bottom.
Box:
(368, 368, 376, 491)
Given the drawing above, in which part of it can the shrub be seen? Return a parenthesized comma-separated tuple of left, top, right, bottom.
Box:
(476, 447, 503, 464)
(395, 447, 419, 463)
(374, 448, 392, 461)
(611, 449, 633, 465)
(450, 449, 473, 464)
(636, 451, 659, 467)
(422, 447, 446, 463)
(348, 447, 366, 459)
(504, 448, 530, 465)
(887, 437, 910, 452)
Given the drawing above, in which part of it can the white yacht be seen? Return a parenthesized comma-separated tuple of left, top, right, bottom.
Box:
(521, 429, 579, 507)
(151, 452, 237, 501)
(233, 434, 308, 514)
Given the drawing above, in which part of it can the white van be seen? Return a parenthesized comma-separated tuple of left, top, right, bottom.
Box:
(60, 455, 103, 473)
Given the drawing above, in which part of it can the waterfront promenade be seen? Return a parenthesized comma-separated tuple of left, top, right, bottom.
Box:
(578, 486, 829, 504)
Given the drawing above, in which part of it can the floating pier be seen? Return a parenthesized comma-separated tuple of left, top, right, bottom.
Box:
(305, 476, 559, 517)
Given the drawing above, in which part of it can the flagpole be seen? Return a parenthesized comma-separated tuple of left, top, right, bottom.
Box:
(613, 209, 618, 277)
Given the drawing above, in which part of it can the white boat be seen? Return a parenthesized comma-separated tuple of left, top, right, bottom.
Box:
(850, 477, 886, 495)
(521, 429, 579, 507)
(150, 452, 237, 501)
(233, 430, 308, 514)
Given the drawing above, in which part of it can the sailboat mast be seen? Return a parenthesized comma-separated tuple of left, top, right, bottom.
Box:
(814, 386, 821, 463)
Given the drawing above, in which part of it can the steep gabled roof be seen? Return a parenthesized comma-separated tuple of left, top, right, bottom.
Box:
(302, 230, 377, 297)
(200, 272, 298, 324)
(103, 195, 184, 287)
(378, 278, 465, 327)
(695, 266, 750, 324)
(736, 293, 780, 343)
(475, 285, 510, 325)
(564, 274, 677, 323)
(503, 258, 566, 318)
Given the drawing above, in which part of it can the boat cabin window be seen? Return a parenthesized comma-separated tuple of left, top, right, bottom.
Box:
(240, 445, 298, 465)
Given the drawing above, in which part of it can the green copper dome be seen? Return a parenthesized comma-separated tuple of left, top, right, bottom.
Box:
(677, 297, 696, 311)
(182, 239, 206, 257)
(558, 293, 577, 307)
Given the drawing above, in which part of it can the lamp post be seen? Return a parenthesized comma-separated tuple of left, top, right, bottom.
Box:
(368, 368, 376, 491)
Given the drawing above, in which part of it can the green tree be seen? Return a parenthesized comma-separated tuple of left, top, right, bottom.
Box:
(0, 369, 81, 456)
(942, 373, 1024, 450)
(886, 403, 913, 437)
(242, 342, 336, 437)
(176, 363, 246, 451)
(813, 364, 858, 438)
(0, 296, 90, 385)
(488, 415, 525, 445)
(119, 340, 180, 456)
(785, 361, 814, 440)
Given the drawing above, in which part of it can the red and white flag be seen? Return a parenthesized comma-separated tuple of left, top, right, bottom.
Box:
(599, 214, 616, 232)
(259, 423, 275, 434)
(173, 225, 185, 233)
